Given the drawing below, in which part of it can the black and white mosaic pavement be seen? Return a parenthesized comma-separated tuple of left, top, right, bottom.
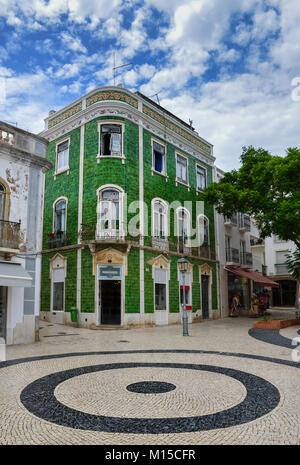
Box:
(20, 361, 280, 434)
(249, 327, 300, 348)
(126, 381, 176, 394)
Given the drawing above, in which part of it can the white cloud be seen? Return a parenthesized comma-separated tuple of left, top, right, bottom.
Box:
(60, 32, 87, 53)
(269, 0, 300, 72)
(0, 67, 14, 77)
(0, 0, 122, 27)
(161, 67, 300, 170)
(55, 63, 80, 78)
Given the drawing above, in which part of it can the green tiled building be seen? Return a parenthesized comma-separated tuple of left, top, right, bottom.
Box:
(39, 86, 219, 328)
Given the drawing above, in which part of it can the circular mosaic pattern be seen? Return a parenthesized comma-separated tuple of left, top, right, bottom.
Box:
(126, 381, 176, 394)
(55, 367, 245, 418)
(20, 362, 280, 434)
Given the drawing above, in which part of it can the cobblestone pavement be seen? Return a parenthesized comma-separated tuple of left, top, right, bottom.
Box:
(1, 311, 300, 445)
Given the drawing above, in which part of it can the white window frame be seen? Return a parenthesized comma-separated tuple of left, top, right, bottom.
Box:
(97, 120, 125, 164)
(96, 184, 125, 239)
(55, 137, 70, 177)
(151, 138, 168, 178)
(152, 198, 168, 239)
(197, 214, 210, 247)
(196, 163, 207, 192)
(51, 266, 66, 313)
(152, 262, 170, 324)
(176, 207, 191, 247)
(175, 152, 190, 189)
(52, 197, 68, 234)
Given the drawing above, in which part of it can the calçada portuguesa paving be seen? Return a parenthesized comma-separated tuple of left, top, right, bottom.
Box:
(0, 310, 300, 445)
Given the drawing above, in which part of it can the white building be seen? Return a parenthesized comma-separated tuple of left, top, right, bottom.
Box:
(0, 122, 51, 345)
(215, 167, 278, 316)
(251, 220, 296, 307)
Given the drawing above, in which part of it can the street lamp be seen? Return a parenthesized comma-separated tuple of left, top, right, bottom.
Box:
(178, 257, 189, 336)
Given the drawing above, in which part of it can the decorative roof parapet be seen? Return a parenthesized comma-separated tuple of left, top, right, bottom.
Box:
(86, 90, 138, 109)
(143, 105, 211, 155)
(42, 87, 213, 159)
(48, 102, 83, 128)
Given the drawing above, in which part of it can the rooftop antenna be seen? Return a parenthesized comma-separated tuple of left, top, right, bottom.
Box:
(149, 92, 160, 105)
(112, 52, 132, 86)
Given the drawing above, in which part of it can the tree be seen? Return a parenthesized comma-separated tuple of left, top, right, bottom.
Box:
(203, 146, 300, 249)
(203, 146, 300, 313)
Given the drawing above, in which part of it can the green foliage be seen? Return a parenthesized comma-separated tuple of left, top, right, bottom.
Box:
(203, 146, 300, 249)
(285, 249, 300, 280)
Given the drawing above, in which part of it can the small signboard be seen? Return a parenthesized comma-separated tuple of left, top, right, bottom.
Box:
(98, 265, 122, 280)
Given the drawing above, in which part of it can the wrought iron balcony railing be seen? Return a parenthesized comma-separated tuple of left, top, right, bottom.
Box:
(224, 214, 238, 226)
(151, 237, 169, 251)
(226, 247, 240, 264)
(240, 252, 253, 266)
(47, 232, 70, 249)
(0, 219, 21, 249)
(238, 214, 251, 231)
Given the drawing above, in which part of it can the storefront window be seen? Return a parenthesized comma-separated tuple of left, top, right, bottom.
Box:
(227, 272, 249, 310)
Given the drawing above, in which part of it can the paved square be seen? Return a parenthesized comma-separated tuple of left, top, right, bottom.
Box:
(1, 313, 300, 445)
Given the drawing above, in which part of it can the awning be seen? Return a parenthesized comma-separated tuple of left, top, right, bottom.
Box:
(225, 266, 280, 288)
(0, 262, 32, 287)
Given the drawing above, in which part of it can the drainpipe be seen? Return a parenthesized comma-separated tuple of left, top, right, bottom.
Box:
(212, 166, 222, 318)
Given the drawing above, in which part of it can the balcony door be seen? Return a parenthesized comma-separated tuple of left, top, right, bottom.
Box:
(97, 187, 123, 240)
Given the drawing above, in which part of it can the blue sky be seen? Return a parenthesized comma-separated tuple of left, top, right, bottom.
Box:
(0, 0, 300, 170)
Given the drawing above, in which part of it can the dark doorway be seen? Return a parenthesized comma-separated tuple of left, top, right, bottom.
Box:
(273, 280, 296, 307)
(201, 275, 209, 319)
(100, 280, 121, 325)
(0, 286, 7, 341)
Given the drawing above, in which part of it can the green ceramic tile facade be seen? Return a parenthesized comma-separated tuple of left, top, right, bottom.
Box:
(41, 94, 218, 324)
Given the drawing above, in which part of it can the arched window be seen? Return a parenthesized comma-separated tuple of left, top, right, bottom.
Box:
(152, 199, 168, 238)
(0, 183, 6, 221)
(54, 199, 67, 234)
(97, 186, 123, 238)
(198, 215, 210, 246)
(177, 208, 190, 252)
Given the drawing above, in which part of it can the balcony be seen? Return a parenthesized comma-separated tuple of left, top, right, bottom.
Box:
(275, 263, 290, 275)
(0, 220, 21, 250)
(250, 238, 264, 246)
(240, 252, 253, 267)
(225, 247, 240, 264)
(0, 122, 48, 158)
(178, 237, 190, 254)
(224, 214, 238, 227)
(152, 237, 169, 251)
(238, 214, 251, 232)
(47, 232, 70, 249)
(0, 128, 14, 145)
(79, 223, 130, 244)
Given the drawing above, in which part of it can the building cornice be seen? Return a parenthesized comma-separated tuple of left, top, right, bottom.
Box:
(40, 100, 215, 166)
(0, 141, 53, 172)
